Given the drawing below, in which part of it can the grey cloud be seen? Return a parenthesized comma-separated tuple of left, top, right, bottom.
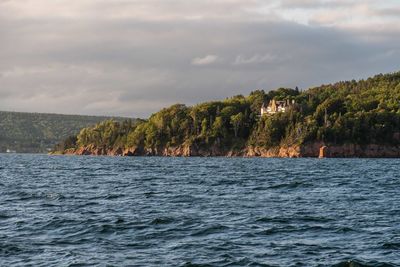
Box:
(191, 55, 219, 66)
(370, 6, 400, 18)
(0, 1, 399, 117)
(278, 0, 356, 9)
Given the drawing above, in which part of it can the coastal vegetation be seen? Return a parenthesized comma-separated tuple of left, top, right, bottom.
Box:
(55, 72, 400, 156)
(0, 111, 129, 153)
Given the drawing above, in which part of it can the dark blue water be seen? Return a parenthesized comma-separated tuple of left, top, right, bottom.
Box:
(1, 154, 400, 266)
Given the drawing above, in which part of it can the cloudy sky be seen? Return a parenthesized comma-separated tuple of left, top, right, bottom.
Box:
(0, 0, 399, 117)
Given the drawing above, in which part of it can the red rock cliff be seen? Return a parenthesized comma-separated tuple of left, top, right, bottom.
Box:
(60, 142, 400, 158)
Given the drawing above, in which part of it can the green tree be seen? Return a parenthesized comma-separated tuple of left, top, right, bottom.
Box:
(230, 112, 244, 137)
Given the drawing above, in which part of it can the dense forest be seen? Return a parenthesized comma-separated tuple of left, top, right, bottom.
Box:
(0, 111, 129, 153)
(55, 72, 400, 156)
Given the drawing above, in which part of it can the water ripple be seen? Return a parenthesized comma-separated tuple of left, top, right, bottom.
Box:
(1, 155, 400, 266)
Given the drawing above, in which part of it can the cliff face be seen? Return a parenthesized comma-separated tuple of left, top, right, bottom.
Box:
(245, 143, 400, 158)
(60, 142, 400, 158)
(66, 144, 242, 157)
(318, 144, 400, 158)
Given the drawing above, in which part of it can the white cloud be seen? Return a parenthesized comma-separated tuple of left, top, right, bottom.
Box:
(191, 55, 219, 66)
(275, 0, 400, 28)
(233, 53, 286, 65)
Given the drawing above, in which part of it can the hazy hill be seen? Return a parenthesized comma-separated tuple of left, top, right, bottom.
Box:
(0, 111, 133, 153)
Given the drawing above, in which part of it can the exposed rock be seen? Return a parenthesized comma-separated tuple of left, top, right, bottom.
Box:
(57, 142, 400, 158)
(317, 144, 400, 158)
(319, 146, 328, 158)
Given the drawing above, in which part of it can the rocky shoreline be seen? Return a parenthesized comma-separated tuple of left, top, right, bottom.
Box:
(54, 142, 400, 158)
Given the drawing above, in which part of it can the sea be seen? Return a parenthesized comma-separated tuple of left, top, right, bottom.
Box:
(1, 154, 400, 267)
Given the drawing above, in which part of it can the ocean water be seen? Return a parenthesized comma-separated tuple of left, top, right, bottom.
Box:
(1, 154, 400, 267)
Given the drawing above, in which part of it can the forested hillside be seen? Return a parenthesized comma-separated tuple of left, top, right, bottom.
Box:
(55, 71, 400, 157)
(0, 111, 130, 153)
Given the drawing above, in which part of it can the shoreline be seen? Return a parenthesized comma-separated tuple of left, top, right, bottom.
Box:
(52, 143, 400, 158)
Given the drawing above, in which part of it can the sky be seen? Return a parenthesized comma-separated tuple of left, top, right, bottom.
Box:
(0, 0, 399, 118)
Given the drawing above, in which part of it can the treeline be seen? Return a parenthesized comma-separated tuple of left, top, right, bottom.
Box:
(0, 111, 130, 153)
(57, 71, 400, 153)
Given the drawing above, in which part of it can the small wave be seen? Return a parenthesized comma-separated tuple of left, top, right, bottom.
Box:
(115, 217, 125, 224)
(45, 192, 64, 200)
(144, 191, 157, 197)
(268, 181, 308, 189)
(105, 194, 125, 200)
(42, 218, 76, 229)
(252, 186, 269, 191)
(0, 212, 11, 220)
(76, 201, 99, 208)
(256, 216, 290, 223)
(99, 224, 115, 234)
(181, 257, 277, 267)
(255, 215, 332, 224)
(0, 242, 43, 257)
(335, 226, 357, 233)
(331, 259, 397, 267)
(258, 226, 297, 235)
(382, 242, 400, 249)
(171, 243, 200, 251)
(0, 243, 23, 256)
(191, 224, 228, 237)
(178, 217, 202, 228)
(8, 190, 64, 201)
(180, 258, 274, 267)
(181, 262, 213, 267)
(170, 194, 199, 203)
(298, 215, 333, 223)
(150, 217, 175, 225)
(96, 218, 138, 234)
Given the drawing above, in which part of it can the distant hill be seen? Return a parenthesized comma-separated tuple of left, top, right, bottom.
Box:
(0, 111, 134, 153)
